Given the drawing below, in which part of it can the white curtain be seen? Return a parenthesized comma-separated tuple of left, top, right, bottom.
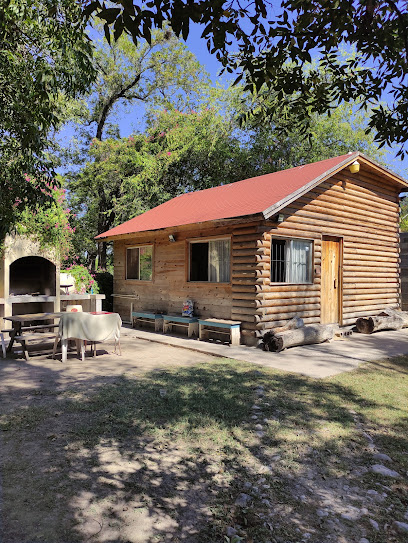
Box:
(209, 239, 230, 282)
(286, 240, 311, 283)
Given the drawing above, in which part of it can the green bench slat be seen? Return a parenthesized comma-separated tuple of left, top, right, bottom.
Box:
(163, 315, 198, 324)
(132, 312, 164, 320)
(198, 320, 240, 329)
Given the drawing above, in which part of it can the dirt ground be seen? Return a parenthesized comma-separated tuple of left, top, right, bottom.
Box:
(1, 336, 407, 543)
(0, 336, 216, 543)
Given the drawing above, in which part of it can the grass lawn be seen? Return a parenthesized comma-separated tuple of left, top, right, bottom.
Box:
(1, 356, 408, 542)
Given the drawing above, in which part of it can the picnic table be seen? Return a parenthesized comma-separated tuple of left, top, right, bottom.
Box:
(4, 312, 62, 360)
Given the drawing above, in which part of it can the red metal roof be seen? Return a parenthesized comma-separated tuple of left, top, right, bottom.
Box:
(96, 153, 360, 239)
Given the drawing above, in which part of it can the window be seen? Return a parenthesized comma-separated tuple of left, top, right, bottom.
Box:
(271, 238, 312, 283)
(126, 246, 153, 280)
(190, 239, 230, 282)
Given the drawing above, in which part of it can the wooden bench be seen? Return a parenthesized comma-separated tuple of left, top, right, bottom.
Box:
(132, 311, 164, 332)
(198, 319, 241, 346)
(13, 332, 58, 361)
(162, 315, 199, 338)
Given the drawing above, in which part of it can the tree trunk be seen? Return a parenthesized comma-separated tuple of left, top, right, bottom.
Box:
(263, 324, 335, 352)
(97, 241, 107, 271)
(356, 313, 405, 334)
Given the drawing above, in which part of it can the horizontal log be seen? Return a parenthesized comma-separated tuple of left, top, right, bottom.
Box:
(232, 300, 257, 308)
(232, 285, 256, 293)
(270, 221, 397, 245)
(334, 170, 400, 199)
(343, 303, 400, 314)
(232, 292, 257, 300)
(291, 199, 398, 228)
(343, 287, 399, 295)
(256, 284, 319, 293)
(283, 207, 398, 235)
(344, 279, 399, 286)
(329, 172, 399, 200)
(256, 303, 320, 315)
(343, 298, 399, 308)
(257, 295, 320, 305)
(258, 225, 322, 239)
(315, 180, 399, 211)
(232, 234, 261, 243)
(255, 316, 320, 333)
(300, 188, 399, 218)
(342, 305, 399, 320)
(255, 309, 321, 323)
(344, 293, 399, 301)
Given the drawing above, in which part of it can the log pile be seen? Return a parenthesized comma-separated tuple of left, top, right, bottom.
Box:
(356, 308, 408, 334)
(261, 316, 335, 352)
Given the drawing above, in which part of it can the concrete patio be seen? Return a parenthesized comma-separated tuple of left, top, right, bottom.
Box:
(121, 325, 408, 379)
(2, 325, 408, 380)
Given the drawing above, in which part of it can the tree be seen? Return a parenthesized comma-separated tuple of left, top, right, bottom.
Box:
(75, 27, 209, 143)
(84, 1, 408, 156)
(67, 100, 249, 269)
(245, 103, 386, 175)
(0, 0, 94, 239)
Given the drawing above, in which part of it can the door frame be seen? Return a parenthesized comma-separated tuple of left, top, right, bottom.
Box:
(321, 235, 343, 325)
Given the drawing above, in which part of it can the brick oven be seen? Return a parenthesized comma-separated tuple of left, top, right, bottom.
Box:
(0, 235, 60, 327)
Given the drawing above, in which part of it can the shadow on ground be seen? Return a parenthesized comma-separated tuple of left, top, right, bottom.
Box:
(1, 341, 408, 543)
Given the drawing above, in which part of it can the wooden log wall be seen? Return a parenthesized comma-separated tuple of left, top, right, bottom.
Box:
(400, 232, 408, 311)
(113, 222, 236, 323)
(251, 164, 401, 339)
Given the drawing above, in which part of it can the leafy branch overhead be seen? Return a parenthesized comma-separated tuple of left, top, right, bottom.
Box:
(84, 0, 408, 155)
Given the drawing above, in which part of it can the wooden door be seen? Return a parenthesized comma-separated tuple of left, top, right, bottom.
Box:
(321, 237, 342, 324)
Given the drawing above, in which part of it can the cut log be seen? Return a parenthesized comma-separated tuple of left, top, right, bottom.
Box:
(273, 316, 304, 334)
(379, 308, 408, 327)
(262, 324, 335, 352)
(356, 314, 404, 334)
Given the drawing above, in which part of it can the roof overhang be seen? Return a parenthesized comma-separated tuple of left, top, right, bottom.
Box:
(96, 213, 264, 242)
(262, 152, 408, 220)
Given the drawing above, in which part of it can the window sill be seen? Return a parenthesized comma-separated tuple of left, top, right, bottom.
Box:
(125, 279, 153, 283)
(269, 282, 314, 286)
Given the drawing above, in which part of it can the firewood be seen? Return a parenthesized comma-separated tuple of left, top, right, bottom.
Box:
(263, 324, 335, 352)
(356, 314, 404, 334)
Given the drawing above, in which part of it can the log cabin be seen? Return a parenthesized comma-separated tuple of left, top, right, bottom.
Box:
(96, 152, 407, 345)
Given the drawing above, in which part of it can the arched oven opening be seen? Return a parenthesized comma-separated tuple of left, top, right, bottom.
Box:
(9, 257, 56, 296)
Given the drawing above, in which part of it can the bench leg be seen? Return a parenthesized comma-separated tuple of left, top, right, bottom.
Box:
(0, 333, 6, 358)
(52, 337, 60, 360)
(188, 323, 199, 338)
(21, 340, 29, 361)
(155, 319, 163, 332)
(230, 327, 241, 346)
(199, 324, 209, 341)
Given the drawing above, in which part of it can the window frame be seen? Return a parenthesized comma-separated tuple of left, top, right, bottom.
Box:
(125, 244, 154, 281)
(187, 236, 231, 284)
(270, 235, 314, 285)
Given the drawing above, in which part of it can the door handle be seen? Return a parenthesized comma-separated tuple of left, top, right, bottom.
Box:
(334, 279, 337, 289)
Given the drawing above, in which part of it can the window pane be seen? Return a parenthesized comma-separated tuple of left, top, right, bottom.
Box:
(126, 248, 140, 279)
(209, 239, 230, 282)
(271, 239, 313, 283)
(190, 243, 208, 281)
(287, 240, 312, 283)
(271, 239, 286, 282)
(139, 246, 153, 281)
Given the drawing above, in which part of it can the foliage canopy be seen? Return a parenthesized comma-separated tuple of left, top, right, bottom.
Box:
(0, 0, 94, 237)
(84, 0, 408, 155)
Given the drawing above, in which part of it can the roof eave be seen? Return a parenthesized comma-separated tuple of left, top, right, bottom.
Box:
(262, 152, 408, 220)
(95, 213, 264, 241)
